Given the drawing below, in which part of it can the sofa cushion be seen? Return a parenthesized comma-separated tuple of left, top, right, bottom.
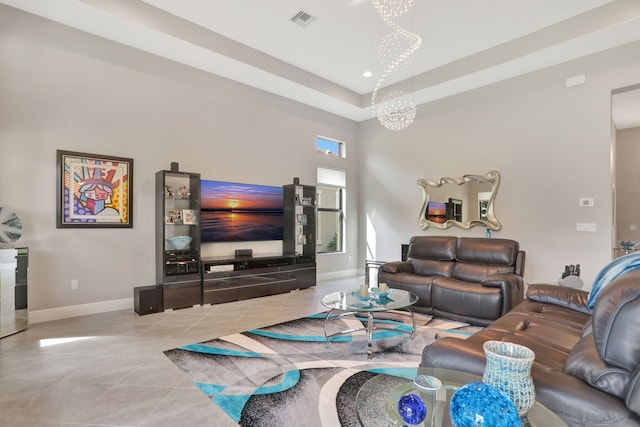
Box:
(431, 277, 502, 320)
(378, 272, 435, 308)
(408, 235, 457, 260)
(527, 284, 591, 315)
(592, 272, 640, 371)
(380, 261, 413, 274)
(410, 258, 454, 277)
(626, 370, 640, 418)
(564, 332, 630, 399)
(455, 237, 519, 266)
(452, 238, 519, 282)
(452, 262, 515, 283)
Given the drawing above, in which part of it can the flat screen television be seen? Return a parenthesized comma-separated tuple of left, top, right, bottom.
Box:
(200, 180, 284, 243)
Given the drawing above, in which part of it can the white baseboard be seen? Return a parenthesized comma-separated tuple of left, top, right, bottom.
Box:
(28, 271, 359, 324)
(29, 297, 134, 324)
(317, 269, 359, 282)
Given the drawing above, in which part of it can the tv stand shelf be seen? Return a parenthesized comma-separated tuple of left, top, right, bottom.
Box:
(202, 254, 315, 304)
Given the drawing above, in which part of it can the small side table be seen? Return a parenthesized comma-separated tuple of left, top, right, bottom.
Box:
(365, 260, 387, 286)
(613, 247, 638, 258)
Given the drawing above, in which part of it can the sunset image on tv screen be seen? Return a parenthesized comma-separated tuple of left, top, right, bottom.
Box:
(427, 201, 447, 224)
(200, 180, 283, 242)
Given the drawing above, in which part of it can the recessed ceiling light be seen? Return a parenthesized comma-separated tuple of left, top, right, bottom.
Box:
(363, 71, 373, 78)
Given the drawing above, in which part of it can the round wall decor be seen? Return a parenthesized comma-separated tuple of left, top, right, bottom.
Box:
(0, 207, 23, 244)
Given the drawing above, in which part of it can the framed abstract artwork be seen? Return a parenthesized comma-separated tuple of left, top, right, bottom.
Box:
(56, 150, 134, 228)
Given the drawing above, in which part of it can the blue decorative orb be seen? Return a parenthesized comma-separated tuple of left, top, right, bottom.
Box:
(450, 382, 521, 427)
(398, 393, 427, 425)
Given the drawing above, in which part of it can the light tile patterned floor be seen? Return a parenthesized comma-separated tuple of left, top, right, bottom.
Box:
(0, 277, 360, 426)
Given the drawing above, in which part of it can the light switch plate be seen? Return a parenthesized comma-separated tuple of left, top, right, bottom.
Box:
(577, 223, 597, 232)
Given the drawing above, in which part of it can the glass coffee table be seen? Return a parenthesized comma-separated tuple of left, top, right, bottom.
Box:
(321, 288, 418, 359)
(356, 367, 567, 426)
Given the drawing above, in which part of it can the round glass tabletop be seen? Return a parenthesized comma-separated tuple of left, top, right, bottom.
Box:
(322, 288, 418, 312)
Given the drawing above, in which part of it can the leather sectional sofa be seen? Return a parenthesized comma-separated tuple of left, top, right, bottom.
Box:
(422, 270, 640, 426)
(379, 236, 525, 326)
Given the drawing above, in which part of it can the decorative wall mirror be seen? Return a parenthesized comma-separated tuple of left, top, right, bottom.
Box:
(418, 170, 501, 230)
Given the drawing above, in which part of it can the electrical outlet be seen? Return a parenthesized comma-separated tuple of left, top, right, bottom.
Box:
(71, 279, 79, 289)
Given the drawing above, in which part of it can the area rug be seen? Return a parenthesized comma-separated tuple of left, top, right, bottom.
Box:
(164, 312, 481, 426)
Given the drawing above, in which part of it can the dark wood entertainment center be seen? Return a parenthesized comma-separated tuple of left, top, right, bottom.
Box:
(202, 254, 316, 304)
(138, 170, 318, 314)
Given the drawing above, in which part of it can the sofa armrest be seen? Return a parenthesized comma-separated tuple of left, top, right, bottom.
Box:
(421, 337, 486, 375)
(380, 261, 414, 274)
(481, 273, 524, 315)
(526, 284, 591, 315)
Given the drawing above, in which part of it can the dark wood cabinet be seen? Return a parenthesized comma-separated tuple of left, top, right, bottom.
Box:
(155, 169, 202, 309)
(151, 174, 317, 312)
(202, 254, 314, 305)
(283, 178, 316, 287)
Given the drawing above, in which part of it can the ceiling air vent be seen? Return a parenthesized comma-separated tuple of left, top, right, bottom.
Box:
(290, 10, 315, 27)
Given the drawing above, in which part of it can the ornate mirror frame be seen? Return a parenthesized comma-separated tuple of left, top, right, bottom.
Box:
(418, 170, 502, 231)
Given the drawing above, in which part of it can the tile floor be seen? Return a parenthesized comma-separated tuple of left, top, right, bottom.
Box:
(0, 276, 361, 427)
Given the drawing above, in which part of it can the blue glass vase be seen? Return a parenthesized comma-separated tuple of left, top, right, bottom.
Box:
(449, 382, 520, 427)
(398, 393, 427, 425)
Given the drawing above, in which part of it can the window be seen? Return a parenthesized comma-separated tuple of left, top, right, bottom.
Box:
(317, 167, 346, 254)
(316, 136, 346, 158)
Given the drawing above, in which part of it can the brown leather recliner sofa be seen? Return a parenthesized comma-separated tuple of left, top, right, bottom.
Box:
(378, 236, 526, 326)
(422, 270, 640, 426)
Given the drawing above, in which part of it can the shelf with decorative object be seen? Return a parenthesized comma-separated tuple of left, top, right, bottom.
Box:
(155, 164, 201, 310)
(283, 178, 317, 280)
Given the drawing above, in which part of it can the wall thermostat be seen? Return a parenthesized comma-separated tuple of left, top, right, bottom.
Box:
(579, 198, 594, 208)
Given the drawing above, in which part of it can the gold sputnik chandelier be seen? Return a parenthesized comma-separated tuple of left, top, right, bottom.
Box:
(371, 0, 422, 131)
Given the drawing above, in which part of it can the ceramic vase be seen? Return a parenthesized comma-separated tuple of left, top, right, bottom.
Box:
(482, 340, 536, 416)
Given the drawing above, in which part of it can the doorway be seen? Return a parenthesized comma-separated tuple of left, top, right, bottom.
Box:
(612, 84, 640, 257)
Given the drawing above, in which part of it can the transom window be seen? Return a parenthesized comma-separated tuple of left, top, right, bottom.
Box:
(316, 136, 346, 158)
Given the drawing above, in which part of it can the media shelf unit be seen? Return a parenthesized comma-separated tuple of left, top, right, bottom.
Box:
(155, 167, 202, 310)
(283, 178, 317, 261)
(202, 254, 315, 304)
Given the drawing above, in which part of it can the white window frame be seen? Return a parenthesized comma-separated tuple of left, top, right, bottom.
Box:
(317, 167, 346, 254)
(316, 136, 346, 158)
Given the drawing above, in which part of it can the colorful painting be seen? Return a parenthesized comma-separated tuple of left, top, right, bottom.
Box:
(57, 150, 133, 228)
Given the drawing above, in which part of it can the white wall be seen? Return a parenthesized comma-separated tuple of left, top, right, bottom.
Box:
(0, 6, 359, 315)
(359, 41, 640, 288)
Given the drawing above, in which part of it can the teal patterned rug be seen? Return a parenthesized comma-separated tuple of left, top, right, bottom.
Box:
(164, 312, 480, 426)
